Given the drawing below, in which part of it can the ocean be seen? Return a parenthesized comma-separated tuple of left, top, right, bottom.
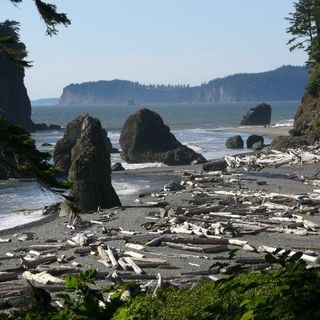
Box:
(0, 101, 298, 230)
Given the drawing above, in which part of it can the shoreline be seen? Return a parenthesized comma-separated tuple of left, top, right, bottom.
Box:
(215, 125, 292, 138)
(1, 153, 320, 309)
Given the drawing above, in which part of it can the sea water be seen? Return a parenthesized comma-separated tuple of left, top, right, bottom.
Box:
(0, 102, 298, 230)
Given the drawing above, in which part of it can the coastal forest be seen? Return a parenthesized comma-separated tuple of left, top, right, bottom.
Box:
(60, 65, 308, 106)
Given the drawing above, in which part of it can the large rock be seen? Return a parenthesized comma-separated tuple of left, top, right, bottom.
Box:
(225, 135, 244, 149)
(0, 21, 34, 130)
(271, 136, 309, 150)
(203, 159, 227, 172)
(54, 113, 118, 176)
(120, 108, 206, 165)
(68, 114, 121, 212)
(0, 22, 60, 132)
(246, 135, 264, 148)
(240, 103, 272, 126)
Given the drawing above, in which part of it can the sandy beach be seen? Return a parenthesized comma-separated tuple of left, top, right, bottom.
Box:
(215, 125, 292, 138)
(1, 147, 320, 309)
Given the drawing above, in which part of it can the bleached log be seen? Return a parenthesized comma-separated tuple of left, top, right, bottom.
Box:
(123, 257, 145, 274)
(106, 246, 119, 268)
(21, 255, 57, 268)
(23, 271, 64, 285)
(228, 239, 248, 246)
(243, 244, 256, 252)
(257, 245, 320, 263)
(29, 250, 41, 256)
(90, 220, 104, 225)
(118, 258, 129, 271)
(35, 265, 81, 275)
(125, 243, 145, 251)
(0, 238, 11, 243)
(152, 273, 162, 298)
(0, 272, 18, 282)
(124, 251, 145, 259)
(97, 245, 111, 268)
(165, 237, 229, 245)
(163, 242, 203, 252)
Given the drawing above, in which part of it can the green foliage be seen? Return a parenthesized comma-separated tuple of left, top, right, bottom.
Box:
(2, 257, 320, 320)
(7, 0, 70, 36)
(0, 110, 61, 188)
(287, 0, 320, 69)
(307, 62, 320, 95)
(0, 20, 31, 68)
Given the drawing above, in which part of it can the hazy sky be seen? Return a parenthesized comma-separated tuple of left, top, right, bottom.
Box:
(2, 0, 306, 99)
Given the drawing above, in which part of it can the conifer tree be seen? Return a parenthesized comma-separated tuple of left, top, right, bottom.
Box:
(287, 0, 320, 68)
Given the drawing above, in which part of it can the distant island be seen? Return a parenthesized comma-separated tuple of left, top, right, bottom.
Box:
(32, 98, 59, 106)
(59, 65, 308, 106)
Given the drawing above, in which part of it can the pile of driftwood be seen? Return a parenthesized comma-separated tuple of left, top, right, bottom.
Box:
(1, 165, 320, 309)
(225, 147, 320, 171)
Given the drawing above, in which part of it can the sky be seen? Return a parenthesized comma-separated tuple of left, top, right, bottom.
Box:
(1, 0, 306, 99)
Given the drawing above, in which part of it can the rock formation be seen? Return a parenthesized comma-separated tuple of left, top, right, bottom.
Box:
(271, 136, 309, 150)
(67, 113, 121, 212)
(119, 108, 206, 165)
(225, 135, 244, 149)
(0, 21, 34, 130)
(240, 103, 272, 126)
(246, 135, 264, 148)
(54, 113, 118, 176)
(0, 21, 60, 131)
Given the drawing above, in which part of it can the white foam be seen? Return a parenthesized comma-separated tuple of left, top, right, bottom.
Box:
(0, 209, 44, 231)
(113, 180, 150, 196)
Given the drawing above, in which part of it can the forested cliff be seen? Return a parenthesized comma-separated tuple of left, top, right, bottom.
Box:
(59, 65, 308, 106)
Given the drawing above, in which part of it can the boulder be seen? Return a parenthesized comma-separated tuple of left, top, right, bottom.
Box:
(271, 136, 309, 150)
(252, 141, 264, 150)
(68, 114, 121, 212)
(119, 108, 206, 165)
(111, 162, 125, 171)
(41, 143, 53, 147)
(225, 135, 244, 149)
(246, 135, 264, 148)
(203, 159, 227, 172)
(240, 103, 272, 126)
(54, 113, 118, 176)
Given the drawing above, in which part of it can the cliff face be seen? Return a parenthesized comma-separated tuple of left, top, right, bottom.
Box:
(0, 21, 34, 130)
(59, 66, 308, 106)
(0, 55, 34, 130)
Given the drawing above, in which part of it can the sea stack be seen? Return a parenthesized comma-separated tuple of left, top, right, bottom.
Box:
(54, 113, 118, 176)
(240, 103, 272, 126)
(120, 108, 206, 165)
(56, 113, 121, 211)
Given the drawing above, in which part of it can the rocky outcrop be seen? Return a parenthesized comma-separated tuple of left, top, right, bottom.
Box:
(246, 135, 264, 148)
(271, 136, 309, 150)
(68, 114, 121, 212)
(119, 108, 206, 165)
(54, 113, 118, 176)
(292, 94, 320, 142)
(0, 22, 34, 130)
(111, 162, 125, 171)
(203, 159, 227, 172)
(0, 21, 61, 132)
(240, 103, 272, 126)
(225, 135, 244, 149)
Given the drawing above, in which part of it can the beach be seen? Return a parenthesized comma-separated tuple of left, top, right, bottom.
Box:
(216, 124, 292, 139)
(1, 148, 320, 307)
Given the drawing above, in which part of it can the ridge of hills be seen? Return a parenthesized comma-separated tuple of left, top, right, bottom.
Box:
(59, 65, 308, 106)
